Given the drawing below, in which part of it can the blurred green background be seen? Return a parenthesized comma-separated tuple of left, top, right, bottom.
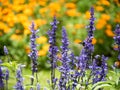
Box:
(0, 0, 120, 69)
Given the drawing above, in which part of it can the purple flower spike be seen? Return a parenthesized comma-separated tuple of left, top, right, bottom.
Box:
(47, 16, 59, 89)
(14, 67, 24, 90)
(87, 7, 95, 38)
(0, 60, 4, 89)
(29, 22, 39, 86)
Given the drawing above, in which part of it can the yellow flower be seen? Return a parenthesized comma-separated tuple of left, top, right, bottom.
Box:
(34, 19, 47, 27)
(74, 39, 82, 44)
(39, 7, 48, 16)
(95, 6, 104, 11)
(101, 14, 110, 21)
(92, 38, 97, 44)
(36, 36, 47, 44)
(49, 2, 61, 12)
(10, 34, 22, 41)
(84, 11, 90, 19)
(38, 49, 47, 56)
(105, 29, 115, 37)
(24, 29, 31, 35)
(38, 1, 47, 6)
(42, 44, 50, 51)
(23, 8, 33, 16)
(65, 3, 76, 9)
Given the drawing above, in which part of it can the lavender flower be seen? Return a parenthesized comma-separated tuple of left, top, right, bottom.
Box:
(47, 16, 59, 89)
(5, 69, 9, 90)
(14, 67, 24, 90)
(0, 60, 4, 89)
(29, 22, 39, 86)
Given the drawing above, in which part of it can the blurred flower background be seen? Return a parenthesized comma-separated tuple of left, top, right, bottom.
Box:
(0, 0, 120, 69)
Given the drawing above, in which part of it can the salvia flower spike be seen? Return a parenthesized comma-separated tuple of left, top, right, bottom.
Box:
(47, 16, 59, 89)
(29, 22, 39, 88)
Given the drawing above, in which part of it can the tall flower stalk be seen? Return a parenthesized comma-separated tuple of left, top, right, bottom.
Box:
(47, 16, 59, 89)
(29, 22, 39, 89)
(58, 27, 71, 90)
(77, 7, 95, 84)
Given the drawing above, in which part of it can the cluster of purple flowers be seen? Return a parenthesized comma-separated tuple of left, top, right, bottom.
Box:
(47, 7, 109, 90)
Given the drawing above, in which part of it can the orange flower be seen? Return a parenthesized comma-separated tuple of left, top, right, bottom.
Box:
(39, 7, 48, 15)
(65, 3, 76, 9)
(66, 9, 80, 17)
(96, 19, 107, 30)
(105, 29, 115, 37)
(38, 49, 47, 56)
(74, 24, 84, 29)
(100, 0, 110, 6)
(38, 1, 47, 6)
(92, 38, 97, 44)
(101, 14, 110, 21)
(24, 29, 31, 35)
(95, 6, 104, 11)
(74, 39, 82, 44)
(106, 24, 111, 29)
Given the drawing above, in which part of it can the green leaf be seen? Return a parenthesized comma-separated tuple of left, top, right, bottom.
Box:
(93, 84, 113, 90)
(92, 81, 115, 90)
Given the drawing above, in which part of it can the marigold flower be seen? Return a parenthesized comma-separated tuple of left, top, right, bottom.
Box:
(105, 29, 115, 37)
(65, 3, 76, 9)
(74, 39, 82, 44)
(101, 14, 110, 21)
(95, 6, 104, 11)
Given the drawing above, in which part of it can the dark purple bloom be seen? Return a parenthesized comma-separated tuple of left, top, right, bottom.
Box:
(14, 67, 24, 90)
(0, 60, 4, 89)
(47, 16, 59, 89)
